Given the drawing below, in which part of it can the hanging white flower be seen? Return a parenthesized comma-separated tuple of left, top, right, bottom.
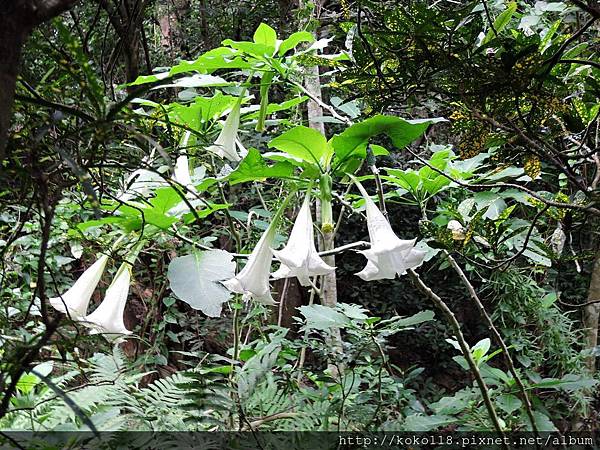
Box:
(205, 99, 242, 162)
(354, 181, 426, 281)
(272, 194, 334, 286)
(49, 255, 109, 319)
(222, 226, 277, 305)
(82, 263, 133, 339)
(173, 155, 195, 190)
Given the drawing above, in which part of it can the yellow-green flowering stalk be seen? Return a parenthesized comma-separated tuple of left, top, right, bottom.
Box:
(353, 177, 426, 281)
(205, 98, 242, 162)
(272, 193, 334, 286)
(222, 193, 294, 304)
(49, 254, 109, 319)
(82, 262, 133, 339)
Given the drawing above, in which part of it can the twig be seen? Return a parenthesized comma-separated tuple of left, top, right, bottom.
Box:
(444, 251, 540, 440)
(408, 268, 507, 443)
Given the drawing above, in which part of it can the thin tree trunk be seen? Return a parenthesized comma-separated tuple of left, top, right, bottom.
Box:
(0, 16, 28, 160)
(584, 249, 600, 372)
(0, 0, 79, 159)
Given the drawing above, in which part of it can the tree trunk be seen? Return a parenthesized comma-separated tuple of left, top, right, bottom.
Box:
(0, 15, 29, 160)
(584, 249, 600, 372)
(0, 0, 80, 159)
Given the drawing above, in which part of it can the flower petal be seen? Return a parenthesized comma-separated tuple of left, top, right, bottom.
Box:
(49, 255, 109, 319)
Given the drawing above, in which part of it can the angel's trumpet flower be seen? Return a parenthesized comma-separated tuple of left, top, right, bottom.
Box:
(49, 255, 109, 319)
(222, 193, 293, 304)
(353, 179, 426, 281)
(205, 99, 242, 162)
(272, 194, 334, 286)
(83, 263, 132, 339)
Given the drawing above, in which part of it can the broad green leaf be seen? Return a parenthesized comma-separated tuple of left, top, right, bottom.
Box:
(370, 144, 389, 156)
(128, 72, 170, 86)
(222, 40, 274, 58)
(227, 148, 294, 185)
(278, 31, 314, 55)
(497, 394, 522, 415)
(150, 187, 188, 213)
(77, 216, 125, 231)
(253, 23, 277, 47)
(421, 174, 451, 195)
(386, 169, 420, 192)
(524, 411, 557, 432)
(269, 126, 333, 167)
(338, 303, 369, 321)
(170, 47, 252, 75)
(168, 93, 237, 131)
(402, 414, 454, 431)
(394, 310, 435, 328)
(331, 115, 446, 168)
(299, 304, 351, 330)
(471, 338, 491, 364)
(243, 96, 308, 120)
(167, 250, 235, 317)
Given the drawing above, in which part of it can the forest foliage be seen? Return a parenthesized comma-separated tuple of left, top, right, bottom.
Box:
(1, 0, 600, 444)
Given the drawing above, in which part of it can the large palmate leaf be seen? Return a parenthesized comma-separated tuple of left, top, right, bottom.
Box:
(331, 115, 446, 170)
(298, 304, 351, 330)
(268, 126, 333, 168)
(167, 250, 236, 317)
(227, 148, 294, 185)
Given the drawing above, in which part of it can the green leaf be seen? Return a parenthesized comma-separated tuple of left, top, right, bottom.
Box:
(497, 394, 522, 415)
(222, 40, 274, 58)
(393, 310, 435, 328)
(299, 304, 351, 330)
(402, 414, 453, 431)
(169, 47, 252, 75)
(338, 303, 369, 321)
(237, 334, 283, 400)
(331, 115, 446, 168)
(268, 126, 333, 167)
(243, 96, 308, 120)
(278, 31, 314, 55)
(386, 169, 420, 192)
(471, 338, 491, 364)
(370, 144, 389, 156)
(167, 250, 236, 317)
(481, 1, 517, 47)
(168, 92, 237, 131)
(227, 148, 294, 185)
(253, 23, 277, 47)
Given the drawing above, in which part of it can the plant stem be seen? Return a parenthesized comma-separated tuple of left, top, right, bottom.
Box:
(444, 250, 540, 439)
(408, 268, 508, 444)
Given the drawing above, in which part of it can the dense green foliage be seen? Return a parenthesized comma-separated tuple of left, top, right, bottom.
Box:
(1, 0, 600, 443)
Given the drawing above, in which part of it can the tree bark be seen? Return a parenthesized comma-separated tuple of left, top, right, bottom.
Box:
(583, 249, 600, 372)
(0, 0, 80, 159)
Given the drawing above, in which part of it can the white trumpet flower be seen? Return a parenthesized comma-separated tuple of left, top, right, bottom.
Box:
(174, 155, 195, 191)
(222, 225, 277, 305)
(82, 263, 132, 339)
(354, 181, 426, 281)
(49, 255, 109, 319)
(272, 195, 334, 286)
(205, 100, 242, 162)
